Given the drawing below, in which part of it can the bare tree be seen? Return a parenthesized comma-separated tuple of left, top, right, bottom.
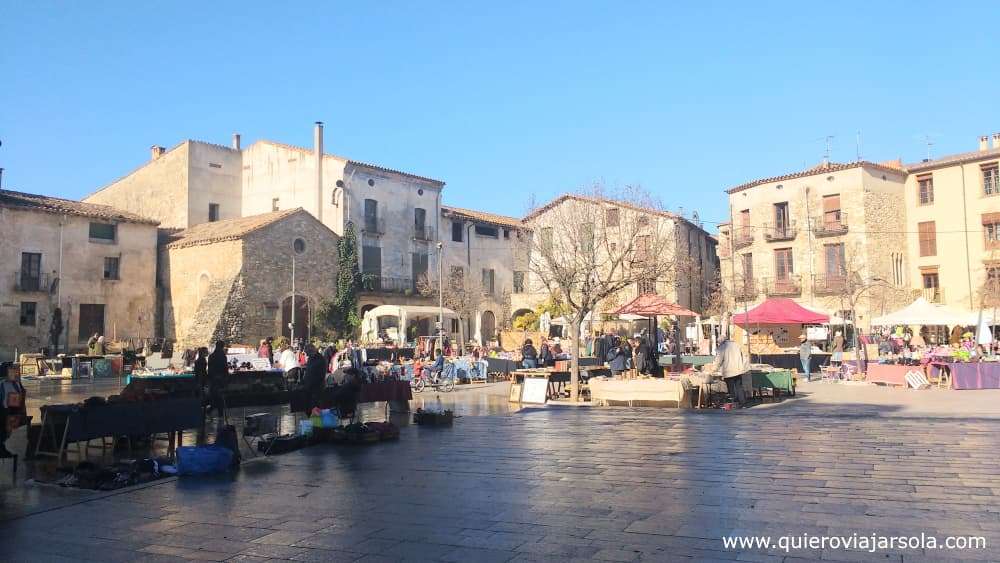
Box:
(416, 267, 486, 349)
(521, 184, 690, 400)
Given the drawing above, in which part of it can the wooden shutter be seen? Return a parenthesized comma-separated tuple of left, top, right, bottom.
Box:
(774, 249, 793, 280)
(982, 212, 1000, 225)
(918, 222, 937, 257)
(822, 195, 841, 212)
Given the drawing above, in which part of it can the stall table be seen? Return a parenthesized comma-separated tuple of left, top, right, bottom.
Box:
(750, 369, 795, 396)
(588, 378, 686, 406)
(657, 355, 715, 368)
(864, 364, 915, 387)
(751, 353, 830, 373)
(929, 362, 1000, 390)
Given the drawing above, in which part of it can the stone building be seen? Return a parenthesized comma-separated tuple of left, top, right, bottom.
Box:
(718, 160, 911, 329)
(515, 194, 720, 327)
(439, 206, 525, 343)
(160, 208, 339, 349)
(84, 123, 447, 326)
(902, 134, 1000, 311)
(0, 189, 158, 360)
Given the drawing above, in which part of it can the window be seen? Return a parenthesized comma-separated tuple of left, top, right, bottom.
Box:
(362, 245, 381, 278)
(983, 213, 1000, 249)
(637, 279, 657, 295)
(20, 252, 42, 291)
(19, 302, 36, 326)
(208, 203, 220, 222)
(918, 221, 937, 257)
(824, 243, 846, 277)
(411, 252, 429, 290)
(773, 202, 790, 234)
(983, 164, 998, 196)
(635, 235, 650, 261)
(103, 257, 120, 280)
(605, 208, 620, 227)
(580, 223, 595, 253)
(987, 266, 1000, 289)
(513, 271, 525, 293)
(450, 318, 459, 333)
(364, 199, 379, 232)
(503, 229, 510, 239)
(78, 304, 105, 342)
(774, 248, 794, 280)
(922, 272, 940, 301)
(741, 253, 753, 279)
(540, 227, 554, 251)
(481, 268, 495, 295)
(917, 175, 934, 205)
(451, 221, 463, 242)
(272, 198, 280, 211)
(475, 224, 499, 238)
(891, 252, 905, 286)
(414, 208, 426, 230)
(822, 194, 841, 226)
(739, 209, 751, 238)
(89, 222, 117, 242)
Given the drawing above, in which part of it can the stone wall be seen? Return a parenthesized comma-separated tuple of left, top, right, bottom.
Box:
(160, 239, 243, 348)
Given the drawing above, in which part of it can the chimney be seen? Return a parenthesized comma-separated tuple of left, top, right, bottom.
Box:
(993, 133, 1000, 150)
(314, 121, 324, 223)
(980, 136, 989, 152)
(150, 145, 166, 160)
(232, 133, 241, 151)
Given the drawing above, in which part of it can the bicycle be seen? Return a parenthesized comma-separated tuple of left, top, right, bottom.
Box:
(412, 362, 456, 393)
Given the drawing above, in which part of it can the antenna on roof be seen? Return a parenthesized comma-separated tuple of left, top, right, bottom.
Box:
(823, 135, 834, 166)
(923, 134, 935, 161)
(856, 131, 863, 162)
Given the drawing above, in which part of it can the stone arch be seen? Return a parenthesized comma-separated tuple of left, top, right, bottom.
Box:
(511, 308, 533, 325)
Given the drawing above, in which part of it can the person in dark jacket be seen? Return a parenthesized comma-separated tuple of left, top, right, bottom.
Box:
(193, 347, 209, 389)
(539, 342, 553, 367)
(301, 345, 328, 413)
(607, 337, 629, 376)
(1, 362, 27, 458)
(521, 339, 538, 368)
(635, 336, 651, 375)
(207, 340, 229, 419)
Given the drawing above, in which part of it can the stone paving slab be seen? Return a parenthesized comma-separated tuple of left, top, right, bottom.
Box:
(2, 407, 1000, 561)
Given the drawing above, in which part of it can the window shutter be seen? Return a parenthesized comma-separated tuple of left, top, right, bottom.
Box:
(822, 195, 841, 212)
(918, 222, 937, 256)
(982, 212, 1000, 225)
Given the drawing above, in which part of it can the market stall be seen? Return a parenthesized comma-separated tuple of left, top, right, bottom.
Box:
(360, 305, 459, 347)
(732, 298, 830, 371)
(588, 377, 686, 406)
(862, 364, 914, 387)
(929, 362, 1000, 390)
(614, 293, 698, 374)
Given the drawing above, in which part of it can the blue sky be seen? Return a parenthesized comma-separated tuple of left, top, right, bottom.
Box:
(3, 1, 999, 229)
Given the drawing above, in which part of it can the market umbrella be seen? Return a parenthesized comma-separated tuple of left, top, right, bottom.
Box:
(614, 293, 697, 371)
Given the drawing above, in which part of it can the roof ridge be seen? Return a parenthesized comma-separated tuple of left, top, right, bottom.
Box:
(726, 160, 905, 194)
(0, 188, 159, 225)
(84, 140, 189, 199)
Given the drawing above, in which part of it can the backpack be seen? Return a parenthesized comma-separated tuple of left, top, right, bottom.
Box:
(213, 424, 241, 467)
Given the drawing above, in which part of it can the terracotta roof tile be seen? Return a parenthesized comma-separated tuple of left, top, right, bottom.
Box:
(725, 161, 906, 194)
(165, 208, 302, 248)
(905, 146, 1000, 172)
(522, 194, 713, 237)
(0, 189, 159, 225)
(441, 205, 523, 229)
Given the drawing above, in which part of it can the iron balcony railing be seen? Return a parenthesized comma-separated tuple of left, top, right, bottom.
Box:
(732, 277, 758, 302)
(812, 274, 848, 296)
(921, 287, 945, 304)
(362, 217, 386, 235)
(360, 275, 415, 294)
(764, 275, 802, 296)
(763, 220, 798, 242)
(732, 228, 754, 249)
(812, 212, 849, 237)
(413, 225, 435, 241)
(14, 271, 50, 292)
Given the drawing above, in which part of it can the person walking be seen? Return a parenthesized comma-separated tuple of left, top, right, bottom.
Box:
(207, 340, 229, 420)
(831, 331, 845, 366)
(799, 334, 813, 382)
(193, 347, 209, 390)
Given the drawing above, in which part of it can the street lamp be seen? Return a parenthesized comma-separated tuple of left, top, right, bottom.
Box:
(291, 237, 306, 345)
(437, 241, 444, 343)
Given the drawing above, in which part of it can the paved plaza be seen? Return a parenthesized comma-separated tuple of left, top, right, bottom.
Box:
(3, 384, 1000, 563)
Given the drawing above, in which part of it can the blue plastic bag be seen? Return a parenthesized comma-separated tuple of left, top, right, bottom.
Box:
(176, 445, 234, 475)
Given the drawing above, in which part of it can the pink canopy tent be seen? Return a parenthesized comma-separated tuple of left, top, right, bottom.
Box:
(614, 293, 696, 317)
(731, 298, 829, 325)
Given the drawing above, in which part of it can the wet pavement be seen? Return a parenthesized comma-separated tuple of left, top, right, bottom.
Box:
(3, 396, 1000, 561)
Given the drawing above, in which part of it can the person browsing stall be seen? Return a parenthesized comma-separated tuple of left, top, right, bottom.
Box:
(207, 340, 229, 419)
(708, 332, 750, 405)
(0, 362, 27, 458)
(799, 334, 812, 382)
(521, 339, 538, 368)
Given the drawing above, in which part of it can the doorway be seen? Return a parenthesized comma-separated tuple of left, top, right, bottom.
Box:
(281, 295, 310, 341)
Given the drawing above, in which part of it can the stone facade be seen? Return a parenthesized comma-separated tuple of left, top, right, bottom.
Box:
(719, 161, 911, 329)
(0, 191, 159, 360)
(161, 209, 339, 350)
(903, 137, 1000, 311)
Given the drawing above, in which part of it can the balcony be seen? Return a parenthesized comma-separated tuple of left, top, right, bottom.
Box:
(732, 278, 758, 302)
(732, 228, 754, 249)
(360, 275, 416, 295)
(14, 271, 50, 292)
(812, 274, 848, 296)
(764, 275, 802, 297)
(812, 213, 849, 237)
(921, 287, 945, 304)
(362, 217, 386, 236)
(413, 225, 435, 241)
(763, 221, 798, 242)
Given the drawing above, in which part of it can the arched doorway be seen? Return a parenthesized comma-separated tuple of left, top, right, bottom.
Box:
(281, 295, 310, 341)
(480, 310, 497, 343)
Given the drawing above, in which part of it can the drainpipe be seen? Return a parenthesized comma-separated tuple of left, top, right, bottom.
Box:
(58, 215, 65, 354)
(959, 165, 974, 309)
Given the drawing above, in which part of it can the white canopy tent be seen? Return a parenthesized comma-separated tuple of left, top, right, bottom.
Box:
(361, 305, 458, 346)
(870, 297, 973, 327)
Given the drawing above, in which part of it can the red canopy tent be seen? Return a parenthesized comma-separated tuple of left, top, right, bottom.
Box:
(731, 298, 829, 325)
(614, 293, 696, 317)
